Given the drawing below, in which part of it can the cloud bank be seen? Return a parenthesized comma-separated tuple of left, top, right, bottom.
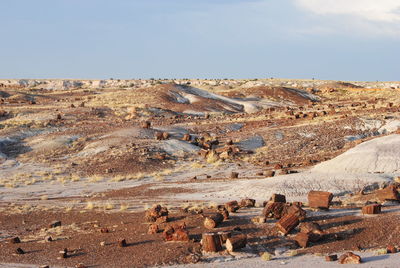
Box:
(294, 0, 400, 36)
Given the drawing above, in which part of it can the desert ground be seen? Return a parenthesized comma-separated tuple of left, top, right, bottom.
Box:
(1, 78, 400, 267)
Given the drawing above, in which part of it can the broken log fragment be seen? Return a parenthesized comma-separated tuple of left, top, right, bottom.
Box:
(263, 202, 286, 219)
(225, 201, 240, 213)
(276, 214, 299, 235)
(171, 229, 190, 242)
(226, 234, 247, 252)
(240, 198, 256, 208)
(325, 255, 338, 262)
(10, 237, 21, 244)
(182, 133, 191, 141)
(60, 248, 68, 258)
(217, 231, 232, 244)
(308, 191, 333, 209)
(285, 203, 306, 221)
(49, 221, 62, 228)
(230, 172, 239, 179)
(299, 222, 324, 236)
(387, 245, 397, 253)
(147, 224, 159, 234)
(202, 232, 222, 252)
(155, 216, 168, 224)
(362, 204, 381, 215)
(295, 232, 310, 248)
(118, 239, 127, 247)
(145, 204, 169, 222)
(338, 252, 361, 264)
(376, 185, 399, 201)
(251, 216, 266, 224)
(141, 121, 151, 129)
(270, 194, 286, 203)
(204, 213, 224, 229)
(15, 248, 25, 255)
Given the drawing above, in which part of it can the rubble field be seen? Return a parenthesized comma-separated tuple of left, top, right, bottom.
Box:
(1, 78, 400, 267)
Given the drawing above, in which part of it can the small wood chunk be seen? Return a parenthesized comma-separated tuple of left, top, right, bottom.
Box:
(387, 245, 397, 253)
(308, 191, 333, 209)
(155, 216, 168, 224)
(147, 224, 159, 234)
(226, 234, 247, 252)
(10, 237, 21, 244)
(362, 204, 381, 215)
(276, 214, 299, 235)
(45, 236, 53, 242)
(182, 133, 191, 141)
(60, 248, 68, 258)
(162, 132, 170, 140)
(220, 209, 229, 220)
(325, 255, 338, 262)
(295, 232, 310, 248)
(75, 264, 87, 268)
(217, 231, 232, 244)
(141, 121, 151, 129)
(202, 232, 222, 252)
(240, 198, 256, 208)
(264, 170, 275, 177)
(15, 248, 25, 255)
(252, 216, 266, 224)
(145, 204, 169, 222)
(270, 194, 286, 203)
(338, 252, 361, 264)
(204, 213, 224, 229)
(230, 172, 239, 179)
(300, 222, 324, 235)
(171, 229, 190, 242)
(118, 239, 127, 247)
(100, 228, 109, 233)
(225, 201, 240, 213)
(49, 221, 61, 228)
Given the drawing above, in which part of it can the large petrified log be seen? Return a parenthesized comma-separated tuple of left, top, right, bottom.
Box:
(202, 232, 222, 252)
(361, 204, 381, 214)
(307, 191, 333, 209)
(226, 234, 247, 252)
(276, 214, 299, 235)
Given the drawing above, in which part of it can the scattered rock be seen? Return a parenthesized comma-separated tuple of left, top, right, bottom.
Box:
(338, 252, 361, 264)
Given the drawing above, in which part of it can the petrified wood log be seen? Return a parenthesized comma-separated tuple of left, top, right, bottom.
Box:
(217, 231, 232, 244)
(240, 198, 256, 208)
(202, 232, 222, 252)
(225, 201, 240, 213)
(362, 204, 381, 214)
(295, 232, 310, 248)
(270, 193, 286, 203)
(338, 252, 361, 264)
(308, 191, 333, 209)
(204, 213, 224, 229)
(276, 214, 299, 235)
(226, 234, 247, 252)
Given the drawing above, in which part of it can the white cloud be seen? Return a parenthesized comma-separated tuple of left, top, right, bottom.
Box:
(293, 0, 400, 36)
(295, 0, 400, 22)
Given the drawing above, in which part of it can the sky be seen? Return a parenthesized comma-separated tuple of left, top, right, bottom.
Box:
(0, 0, 399, 81)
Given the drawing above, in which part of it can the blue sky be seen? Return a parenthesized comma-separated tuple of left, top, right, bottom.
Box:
(0, 0, 399, 81)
